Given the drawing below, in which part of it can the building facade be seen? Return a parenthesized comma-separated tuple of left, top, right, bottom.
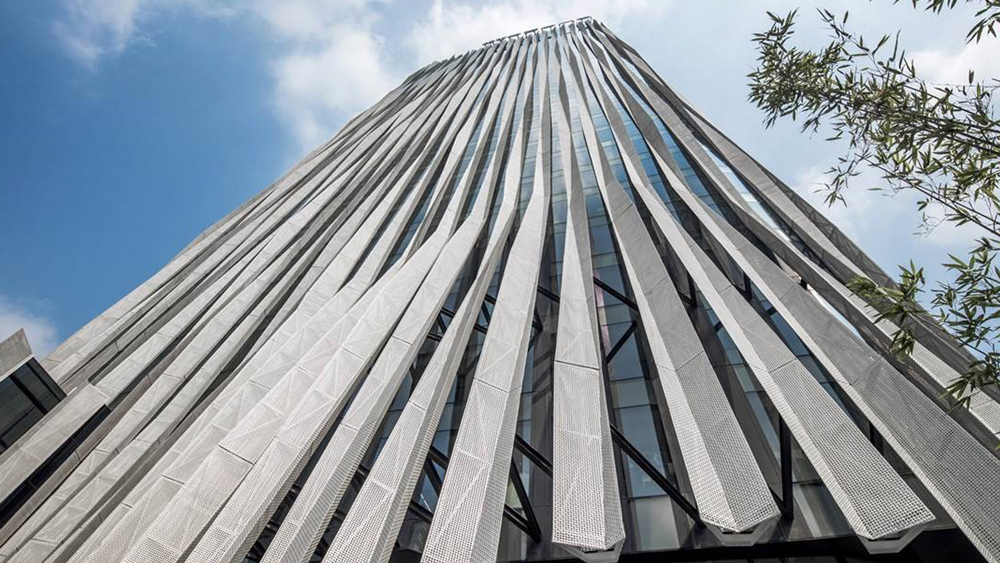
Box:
(1, 16, 1000, 563)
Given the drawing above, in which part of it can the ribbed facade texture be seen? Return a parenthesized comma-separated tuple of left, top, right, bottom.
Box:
(3, 16, 1000, 563)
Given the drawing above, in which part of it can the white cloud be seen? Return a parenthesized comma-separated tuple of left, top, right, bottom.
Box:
(272, 26, 397, 147)
(408, 0, 669, 65)
(791, 165, 913, 242)
(53, 0, 398, 148)
(53, 0, 675, 148)
(52, 0, 145, 68)
(0, 295, 60, 359)
(913, 35, 1000, 86)
(791, 164, 980, 250)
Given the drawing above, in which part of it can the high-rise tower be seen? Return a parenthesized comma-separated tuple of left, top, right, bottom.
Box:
(1, 16, 999, 563)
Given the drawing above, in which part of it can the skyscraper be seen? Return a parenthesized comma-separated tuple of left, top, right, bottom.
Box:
(1, 15, 999, 563)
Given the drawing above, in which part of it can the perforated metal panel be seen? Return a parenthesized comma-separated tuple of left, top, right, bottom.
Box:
(571, 33, 935, 543)
(423, 51, 551, 560)
(558, 33, 779, 536)
(549, 39, 625, 556)
(312, 44, 533, 563)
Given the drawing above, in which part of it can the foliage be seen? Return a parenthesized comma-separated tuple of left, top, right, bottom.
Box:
(748, 1, 1000, 408)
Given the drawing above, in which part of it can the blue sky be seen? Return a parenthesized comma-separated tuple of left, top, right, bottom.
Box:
(0, 0, 995, 356)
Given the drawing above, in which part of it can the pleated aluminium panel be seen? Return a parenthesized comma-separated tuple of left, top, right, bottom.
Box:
(569, 29, 935, 544)
(558, 29, 780, 539)
(4, 16, 1000, 563)
(549, 34, 626, 559)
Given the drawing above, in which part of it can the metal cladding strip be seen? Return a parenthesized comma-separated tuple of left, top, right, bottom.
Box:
(315, 40, 534, 563)
(108, 236, 438, 561)
(187, 45, 520, 563)
(0, 253, 253, 518)
(70, 141, 448, 563)
(560, 33, 779, 535)
(407, 45, 511, 247)
(573, 32, 937, 541)
(67, 54, 491, 563)
(43, 108, 380, 388)
(5, 293, 275, 562)
(684, 230, 936, 538)
(223, 45, 491, 377)
(8, 47, 475, 502)
(0, 148, 360, 509)
(178, 232, 459, 563)
(578, 29, 1000, 438)
(588, 24, 981, 397)
(1, 157, 425, 563)
(75, 261, 399, 563)
(227, 51, 493, 378)
(588, 23, 874, 287)
(48, 48, 466, 391)
(218, 60, 485, 391)
(87, 47, 468, 392)
(9, 212, 352, 558)
(549, 30, 625, 555)
(114, 225, 450, 563)
(38, 53, 472, 563)
(422, 36, 551, 563)
(657, 160, 1000, 563)
(156, 95, 462, 485)
(260, 184, 488, 563)
(580, 36, 1000, 559)
(418, 43, 518, 241)
(367, 45, 507, 261)
(263, 39, 530, 563)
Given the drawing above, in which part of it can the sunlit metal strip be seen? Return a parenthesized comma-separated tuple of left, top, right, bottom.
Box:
(1, 142, 373, 490)
(67, 77, 484, 563)
(407, 48, 512, 248)
(190, 40, 522, 563)
(574, 30, 936, 544)
(45, 49, 468, 392)
(75, 264, 395, 563)
(656, 152, 1000, 562)
(559, 31, 779, 538)
(260, 38, 529, 563)
(0, 253, 255, 518)
(0, 117, 442, 562)
(228, 54, 489, 379)
(19, 45, 488, 563)
(111, 45, 512, 563)
(67, 48, 498, 563)
(422, 35, 551, 563)
(0, 153, 361, 514)
(312, 40, 534, 563)
(114, 227, 445, 563)
(549, 27, 625, 560)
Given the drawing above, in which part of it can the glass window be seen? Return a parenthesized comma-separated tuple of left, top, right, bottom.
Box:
(607, 338, 642, 381)
(611, 378, 648, 409)
(629, 495, 681, 550)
